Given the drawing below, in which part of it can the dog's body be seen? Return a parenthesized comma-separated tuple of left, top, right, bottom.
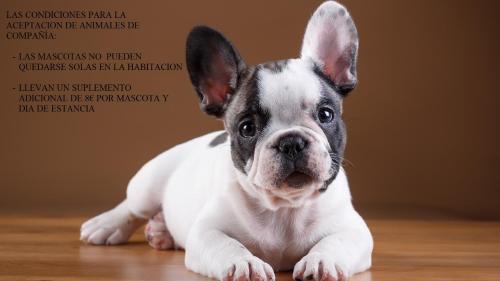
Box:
(81, 2, 373, 280)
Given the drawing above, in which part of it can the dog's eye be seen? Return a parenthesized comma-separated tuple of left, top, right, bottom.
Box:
(318, 107, 334, 123)
(239, 120, 256, 138)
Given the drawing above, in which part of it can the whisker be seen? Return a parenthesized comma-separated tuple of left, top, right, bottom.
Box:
(329, 153, 355, 168)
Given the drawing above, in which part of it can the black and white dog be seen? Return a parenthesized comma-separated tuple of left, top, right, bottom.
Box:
(81, 1, 373, 280)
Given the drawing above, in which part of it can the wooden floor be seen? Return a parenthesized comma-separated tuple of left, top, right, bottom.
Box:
(1, 216, 499, 281)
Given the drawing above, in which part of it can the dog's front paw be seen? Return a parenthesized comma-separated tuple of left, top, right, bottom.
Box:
(293, 253, 347, 281)
(145, 211, 174, 250)
(80, 205, 144, 245)
(222, 256, 275, 281)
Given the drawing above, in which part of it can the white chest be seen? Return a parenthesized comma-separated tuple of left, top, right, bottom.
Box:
(233, 209, 322, 270)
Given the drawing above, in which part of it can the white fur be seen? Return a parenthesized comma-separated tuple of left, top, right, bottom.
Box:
(81, 131, 372, 280)
(250, 59, 334, 204)
(81, 2, 372, 280)
(259, 59, 322, 125)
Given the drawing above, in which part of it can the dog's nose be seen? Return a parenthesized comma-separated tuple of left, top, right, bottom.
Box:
(277, 134, 307, 160)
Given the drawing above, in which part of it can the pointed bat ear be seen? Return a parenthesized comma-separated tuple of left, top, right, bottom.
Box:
(301, 1, 359, 96)
(186, 26, 246, 117)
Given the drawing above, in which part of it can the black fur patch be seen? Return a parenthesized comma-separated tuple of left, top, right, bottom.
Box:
(261, 60, 289, 73)
(226, 67, 270, 174)
(313, 76, 347, 190)
(186, 26, 245, 118)
(208, 132, 228, 147)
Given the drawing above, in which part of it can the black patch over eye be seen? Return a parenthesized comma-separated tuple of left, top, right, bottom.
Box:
(318, 107, 335, 123)
(239, 120, 256, 138)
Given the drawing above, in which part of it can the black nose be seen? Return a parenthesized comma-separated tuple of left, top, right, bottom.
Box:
(277, 134, 307, 160)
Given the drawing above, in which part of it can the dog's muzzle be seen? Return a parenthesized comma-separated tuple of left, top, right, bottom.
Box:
(274, 133, 316, 188)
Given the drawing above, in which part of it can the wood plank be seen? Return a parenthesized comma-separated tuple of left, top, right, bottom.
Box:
(0, 216, 499, 281)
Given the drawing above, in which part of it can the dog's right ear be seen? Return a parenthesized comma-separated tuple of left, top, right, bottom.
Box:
(301, 1, 359, 96)
(186, 26, 246, 118)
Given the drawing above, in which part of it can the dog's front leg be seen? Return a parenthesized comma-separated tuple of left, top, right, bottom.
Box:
(185, 227, 275, 281)
(293, 211, 373, 281)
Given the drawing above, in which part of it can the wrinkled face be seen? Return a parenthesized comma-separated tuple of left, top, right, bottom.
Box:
(224, 59, 346, 208)
(186, 1, 358, 209)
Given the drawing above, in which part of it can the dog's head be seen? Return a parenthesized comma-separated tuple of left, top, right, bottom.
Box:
(186, 1, 358, 209)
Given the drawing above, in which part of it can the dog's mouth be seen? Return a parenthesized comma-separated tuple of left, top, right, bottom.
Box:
(283, 171, 314, 188)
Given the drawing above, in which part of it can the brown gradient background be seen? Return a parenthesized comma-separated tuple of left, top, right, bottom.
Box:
(0, 0, 499, 220)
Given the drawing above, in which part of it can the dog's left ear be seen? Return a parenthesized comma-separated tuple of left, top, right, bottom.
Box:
(301, 1, 359, 95)
(186, 26, 246, 118)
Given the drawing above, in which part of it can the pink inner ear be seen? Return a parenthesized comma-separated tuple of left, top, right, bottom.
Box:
(329, 53, 353, 86)
(201, 78, 230, 105)
(200, 54, 234, 106)
(317, 27, 352, 86)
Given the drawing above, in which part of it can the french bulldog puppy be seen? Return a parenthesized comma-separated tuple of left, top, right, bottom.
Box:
(80, 1, 373, 280)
